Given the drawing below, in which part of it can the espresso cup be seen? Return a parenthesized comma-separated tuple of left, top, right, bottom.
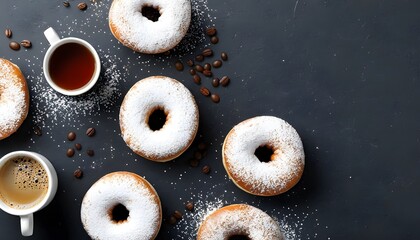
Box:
(0, 151, 58, 236)
(43, 27, 101, 96)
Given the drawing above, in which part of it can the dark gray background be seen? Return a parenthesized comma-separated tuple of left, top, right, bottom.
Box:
(1, 0, 419, 239)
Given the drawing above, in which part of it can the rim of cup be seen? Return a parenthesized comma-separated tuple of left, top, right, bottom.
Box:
(0, 151, 56, 216)
(42, 37, 101, 96)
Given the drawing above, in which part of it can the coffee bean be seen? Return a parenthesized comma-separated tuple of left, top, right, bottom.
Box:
(189, 69, 196, 75)
(63, 1, 70, 7)
(195, 54, 204, 62)
(168, 215, 177, 225)
(206, 27, 217, 36)
(86, 127, 95, 137)
(221, 52, 228, 61)
(203, 70, 212, 77)
(86, 149, 94, 156)
(75, 143, 82, 150)
(175, 60, 184, 71)
(186, 59, 194, 67)
(212, 60, 222, 68)
(67, 131, 76, 141)
(20, 40, 31, 48)
(173, 210, 183, 220)
(33, 125, 42, 136)
(211, 94, 220, 103)
(77, 2, 87, 10)
(200, 87, 210, 97)
(212, 78, 220, 87)
(67, 148, 75, 157)
(198, 142, 207, 151)
(73, 169, 83, 179)
(220, 76, 230, 87)
(194, 64, 204, 72)
(193, 75, 201, 84)
(9, 41, 20, 51)
(204, 63, 211, 70)
(202, 165, 211, 174)
(194, 151, 203, 160)
(4, 28, 12, 38)
(202, 48, 213, 57)
(210, 36, 219, 44)
(189, 158, 199, 167)
(185, 202, 194, 211)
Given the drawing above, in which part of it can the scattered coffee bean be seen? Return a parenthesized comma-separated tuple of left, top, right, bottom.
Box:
(175, 60, 184, 71)
(195, 54, 204, 62)
(220, 76, 230, 87)
(67, 148, 75, 157)
(210, 36, 219, 44)
(168, 215, 177, 225)
(203, 63, 211, 70)
(212, 60, 222, 68)
(202, 165, 211, 174)
(173, 210, 183, 220)
(86, 149, 94, 156)
(211, 94, 220, 103)
(189, 69, 196, 75)
(186, 59, 194, 67)
(73, 169, 83, 179)
(206, 27, 217, 36)
(77, 2, 87, 10)
(203, 70, 212, 77)
(198, 142, 207, 151)
(212, 78, 220, 87)
(9, 41, 20, 51)
(20, 40, 31, 48)
(4, 28, 12, 38)
(189, 158, 199, 167)
(185, 201, 194, 211)
(193, 75, 201, 84)
(67, 131, 76, 141)
(86, 127, 95, 137)
(202, 48, 213, 57)
(63, 1, 70, 7)
(221, 52, 228, 61)
(33, 125, 42, 136)
(75, 143, 82, 150)
(200, 87, 210, 97)
(194, 151, 203, 160)
(194, 64, 204, 72)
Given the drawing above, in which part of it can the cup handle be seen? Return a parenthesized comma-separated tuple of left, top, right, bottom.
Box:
(44, 27, 61, 45)
(20, 214, 34, 236)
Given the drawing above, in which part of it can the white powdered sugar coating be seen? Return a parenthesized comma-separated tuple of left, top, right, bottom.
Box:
(197, 204, 284, 240)
(81, 172, 161, 240)
(109, 0, 191, 53)
(120, 76, 198, 161)
(0, 60, 28, 139)
(223, 116, 305, 195)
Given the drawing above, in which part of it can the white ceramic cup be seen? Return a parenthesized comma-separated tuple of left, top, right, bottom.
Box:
(43, 27, 101, 96)
(0, 151, 58, 236)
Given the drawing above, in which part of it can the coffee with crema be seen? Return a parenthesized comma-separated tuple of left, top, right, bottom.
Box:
(0, 157, 48, 210)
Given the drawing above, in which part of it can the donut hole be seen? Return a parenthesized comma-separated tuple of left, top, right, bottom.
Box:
(228, 235, 251, 240)
(148, 107, 167, 131)
(141, 5, 161, 22)
(254, 145, 274, 163)
(109, 203, 130, 223)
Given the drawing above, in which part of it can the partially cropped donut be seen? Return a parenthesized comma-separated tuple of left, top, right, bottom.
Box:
(222, 116, 305, 196)
(0, 58, 29, 140)
(109, 0, 191, 54)
(119, 76, 199, 162)
(197, 204, 283, 240)
(81, 171, 162, 240)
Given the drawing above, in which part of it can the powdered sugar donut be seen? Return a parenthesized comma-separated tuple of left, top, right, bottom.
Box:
(119, 76, 199, 162)
(81, 171, 162, 240)
(222, 116, 305, 196)
(109, 0, 191, 54)
(0, 58, 29, 140)
(197, 204, 283, 240)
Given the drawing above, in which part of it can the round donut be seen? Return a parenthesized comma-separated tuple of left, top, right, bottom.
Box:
(0, 58, 29, 140)
(109, 0, 191, 54)
(119, 76, 199, 162)
(197, 204, 283, 240)
(81, 171, 162, 240)
(222, 116, 305, 196)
